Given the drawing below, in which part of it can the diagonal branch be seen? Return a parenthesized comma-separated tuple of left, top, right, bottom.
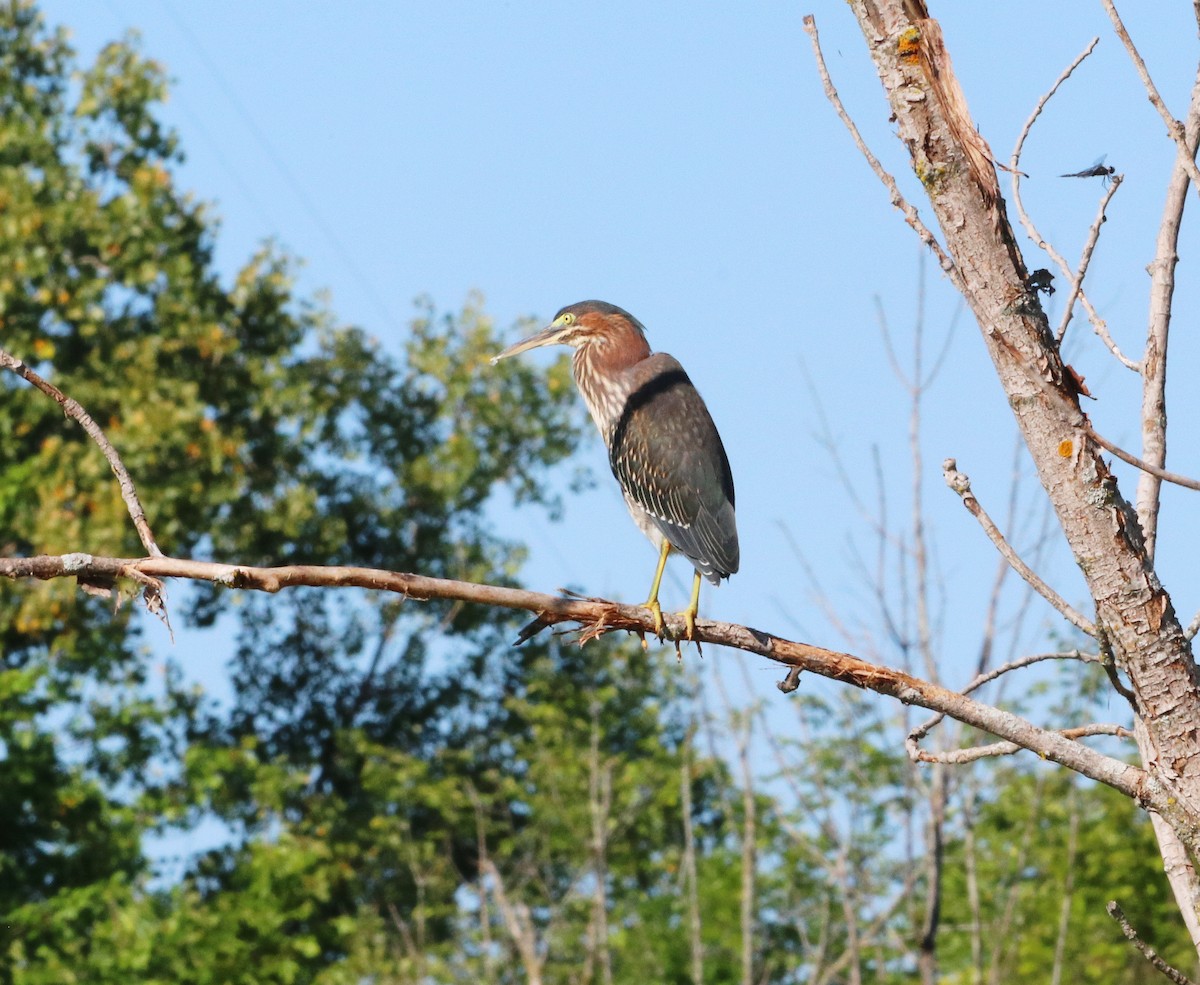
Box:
(1088, 426, 1200, 492)
(802, 14, 960, 288)
(1007, 40, 1137, 369)
(1108, 900, 1199, 985)
(913, 723, 1132, 766)
(0, 550, 1149, 808)
(1101, 0, 1200, 195)
(942, 459, 1096, 636)
(0, 348, 163, 557)
(908, 649, 1100, 755)
(1055, 175, 1125, 347)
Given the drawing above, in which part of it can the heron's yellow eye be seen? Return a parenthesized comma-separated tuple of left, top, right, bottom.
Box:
(559, 312, 576, 326)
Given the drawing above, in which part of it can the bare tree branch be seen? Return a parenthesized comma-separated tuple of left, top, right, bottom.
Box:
(1087, 426, 1200, 492)
(1101, 0, 1200, 194)
(0, 348, 163, 557)
(1007, 41, 1138, 369)
(908, 649, 1100, 755)
(1107, 900, 1199, 985)
(1055, 175, 1125, 346)
(802, 14, 959, 287)
(0, 550, 1154, 810)
(911, 723, 1132, 765)
(481, 859, 545, 985)
(1009, 38, 1097, 175)
(942, 459, 1097, 636)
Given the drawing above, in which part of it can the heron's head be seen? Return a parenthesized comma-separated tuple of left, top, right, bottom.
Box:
(491, 300, 648, 363)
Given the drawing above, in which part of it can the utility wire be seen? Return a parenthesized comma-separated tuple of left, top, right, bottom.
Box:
(110, 0, 400, 330)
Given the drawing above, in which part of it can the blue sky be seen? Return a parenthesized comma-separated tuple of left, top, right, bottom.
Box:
(38, 2, 1200, 704)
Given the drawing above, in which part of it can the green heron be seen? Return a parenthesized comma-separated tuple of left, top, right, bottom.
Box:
(493, 300, 739, 638)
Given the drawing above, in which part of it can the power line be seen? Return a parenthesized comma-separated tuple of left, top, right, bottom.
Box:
(125, 0, 401, 330)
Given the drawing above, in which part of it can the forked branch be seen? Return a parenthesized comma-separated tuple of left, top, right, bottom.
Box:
(802, 14, 959, 288)
(1107, 901, 1199, 985)
(942, 459, 1096, 636)
(1007, 41, 1136, 368)
(1102, 0, 1200, 194)
(0, 348, 163, 557)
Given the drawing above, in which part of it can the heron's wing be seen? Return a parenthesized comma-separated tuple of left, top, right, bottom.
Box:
(609, 353, 739, 584)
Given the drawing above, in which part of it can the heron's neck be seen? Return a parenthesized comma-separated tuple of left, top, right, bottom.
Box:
(573, 335, 651, 442)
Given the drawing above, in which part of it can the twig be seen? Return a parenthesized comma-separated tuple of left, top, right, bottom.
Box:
(1185, 608, 1200, 642)
(0, 549, 1150, 803)
(908, 649, 1099, 754)
(802, 15, 961, 289)
(1056, 175, 1124, 344)
(1087, 426, 1200, 492)
(912, 724, 1133, 765)
(1101, 0, 1200, 194)
(1010, 39, 1098, 178)
(0, 348, 163, 557)
(1007, 41, 1140, 370)
(1107, 900, 1199, 985)
(942, 459, 1097, 636)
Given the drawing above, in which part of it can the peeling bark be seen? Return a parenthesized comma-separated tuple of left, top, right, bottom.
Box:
(846, 0, 1200, 911)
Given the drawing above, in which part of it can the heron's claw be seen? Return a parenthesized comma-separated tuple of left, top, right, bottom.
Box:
(683, 606, 697, 641)
(643, 598, 665, 637)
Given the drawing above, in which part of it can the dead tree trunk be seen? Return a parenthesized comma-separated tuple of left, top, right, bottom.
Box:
(843, 0, 1200, 935)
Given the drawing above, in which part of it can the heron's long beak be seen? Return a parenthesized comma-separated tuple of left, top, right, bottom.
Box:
(490, 320, 570, 365)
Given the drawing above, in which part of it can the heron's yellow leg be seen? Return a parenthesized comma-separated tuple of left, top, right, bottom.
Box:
(683, 570, 702, 640)
(642, 539, 671, 636)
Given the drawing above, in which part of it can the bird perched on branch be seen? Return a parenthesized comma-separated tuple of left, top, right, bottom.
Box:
(492, 300, 738, 639)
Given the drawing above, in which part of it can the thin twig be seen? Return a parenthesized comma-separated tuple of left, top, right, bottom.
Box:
(912, 724, 1133, 765)
(802, 15, 961, 289)
(0, 549, 1150, 802)
(908, 649, 1099, 755)
(1008, 40, 1140, 370)
(1078, 283, 1136, 368)
(942, 459, 1097, 636)
(1101, 0, 1200, 194)
(1186, 608, 1200, 642)
(0, 348, 163, 557)
(1056, 175, 1124, 343)
(1010, 39, 1098, 176)
(1107, 900, 1199, 985)
(1088, 425, 1200, 492)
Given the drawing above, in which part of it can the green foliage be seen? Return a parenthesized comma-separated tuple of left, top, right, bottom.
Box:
(939, 769, 1195, 983)
(0, 3, 589, 980)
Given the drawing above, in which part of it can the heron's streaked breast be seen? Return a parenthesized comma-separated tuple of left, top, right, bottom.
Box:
(573, 344, 634, 446)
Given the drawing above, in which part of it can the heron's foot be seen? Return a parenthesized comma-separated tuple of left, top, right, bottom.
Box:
(683, 606, 698, 641)
(643, 597, 665, 637)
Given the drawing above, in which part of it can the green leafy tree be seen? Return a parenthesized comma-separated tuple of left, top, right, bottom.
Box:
(0, 3, 587, 979)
